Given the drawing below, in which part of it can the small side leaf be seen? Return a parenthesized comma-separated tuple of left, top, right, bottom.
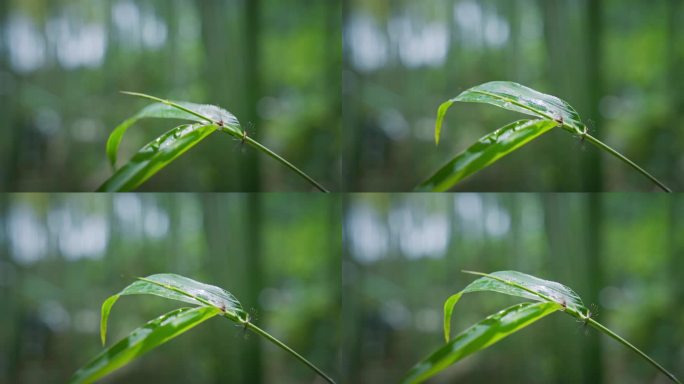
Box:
(403, 302, 560, 384)
(100, 273, 248, 345)
(443, 270, 586, 341)
(435, 81, 584, 144)
(71, 307, 219, 384)
(98, 124, 217, 192)
(442, 293, 462, 343)
(418, 119, 557, 191)
(100, 295, 120, 345)
(434, 100, 455, 145)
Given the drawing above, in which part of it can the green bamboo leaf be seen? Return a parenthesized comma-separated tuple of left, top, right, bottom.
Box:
(431, 81, 671, 191)
(103, 92, 328, 192)
(107, 96, 240, 169)
(88, 274, 335, 383)
(435, 81, 583, 144)
(97, 123, 217, 192)
(432, 270, 681, 384)
(101, 273, 248, 345)
(418, 119, 557, 192)
(403, 302, 560, 384)
(443, 270, 586, 341)
(71, 306, 219, 384)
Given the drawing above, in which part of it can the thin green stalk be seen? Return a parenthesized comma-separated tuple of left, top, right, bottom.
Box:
(587, 317, 681, 384)
(243, 136, 329, 192)
(245, 321, 335, 384)
(582, 133, 671, 192)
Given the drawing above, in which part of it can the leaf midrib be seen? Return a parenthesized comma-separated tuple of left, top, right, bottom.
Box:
(469, 89, 555, 120)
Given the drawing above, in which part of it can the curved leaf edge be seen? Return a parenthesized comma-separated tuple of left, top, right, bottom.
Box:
(462, 270, 586, 314)
(100, 274, 247, 345)
(434, 81, 585, 145)
(100, 294, 120, 345)
(443, 270, 585, 341)
(120, 92, 242, 137)
(136, 275, 247, 322)
(434, 100, 455, 145)
(107, 92, 243, 170)
(458, 81, 584, 132)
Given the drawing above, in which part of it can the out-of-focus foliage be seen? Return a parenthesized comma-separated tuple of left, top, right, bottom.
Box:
(0, 0, 340, 191)
(343, 0, 684, 191)
(0, 193, 340, 383)
(343, 193, 684, 383)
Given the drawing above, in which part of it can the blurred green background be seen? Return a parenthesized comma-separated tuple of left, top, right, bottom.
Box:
(0, 0, 340, 191)
(343, 193, 684, 383)
(0, 193, 340, 383)
(343, 0, 683, 191)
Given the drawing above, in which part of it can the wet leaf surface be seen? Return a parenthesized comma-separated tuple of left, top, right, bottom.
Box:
(435, 81, 584, 144)
(443, 270, 586, 341)
(98, 124, 217, 192)
(403, 302, 560, 384)
(101, 273, 247, 345)
(418, 119, 557, 191)
(71, 307, 219, 384)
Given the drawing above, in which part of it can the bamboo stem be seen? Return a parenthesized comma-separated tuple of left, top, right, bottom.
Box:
(244, 136, 328, 192)
(246, 322, 335, 383)
(582, 133, 671, 192)
(587, 318, 681, 384)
